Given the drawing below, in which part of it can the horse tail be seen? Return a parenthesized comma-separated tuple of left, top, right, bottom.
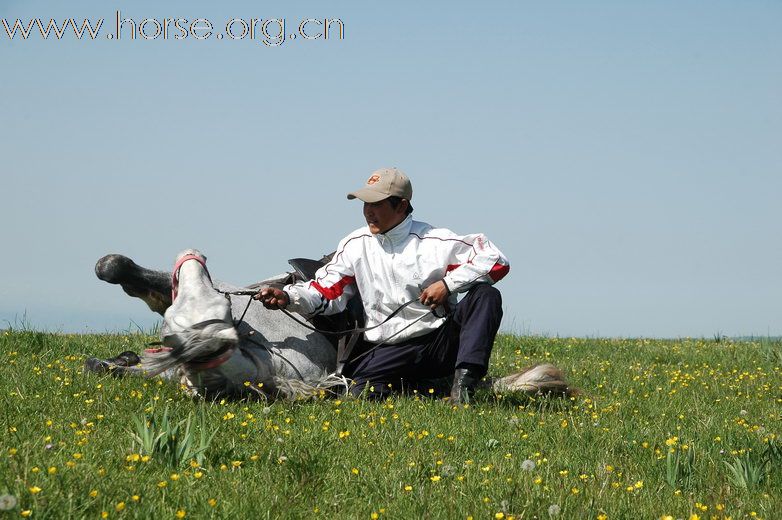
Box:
(488, 363, 577, 397)
(141, 320, 239, 377)
(272, 372, 350, 400)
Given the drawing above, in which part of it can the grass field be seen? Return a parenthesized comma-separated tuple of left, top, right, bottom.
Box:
(1, 329, 780, 519)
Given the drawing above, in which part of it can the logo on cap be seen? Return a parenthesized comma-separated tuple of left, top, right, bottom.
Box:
(366, 174, 381, 185)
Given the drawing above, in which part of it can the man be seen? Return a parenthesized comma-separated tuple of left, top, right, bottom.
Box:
(256, 168, 509, 403)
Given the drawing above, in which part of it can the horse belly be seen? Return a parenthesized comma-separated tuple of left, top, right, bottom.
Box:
(217, 283, 337, 378)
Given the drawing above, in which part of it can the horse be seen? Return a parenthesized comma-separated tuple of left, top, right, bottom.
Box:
(93, 249, 575, 400)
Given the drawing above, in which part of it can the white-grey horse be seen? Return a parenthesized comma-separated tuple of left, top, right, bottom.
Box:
(94, 249, 574, 400)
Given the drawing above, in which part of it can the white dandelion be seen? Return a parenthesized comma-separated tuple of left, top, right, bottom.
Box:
(0, 494, 17, 511)
(521, 459, 536, 471)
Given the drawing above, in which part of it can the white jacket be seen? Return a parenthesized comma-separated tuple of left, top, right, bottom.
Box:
(284, 215, 510, 344)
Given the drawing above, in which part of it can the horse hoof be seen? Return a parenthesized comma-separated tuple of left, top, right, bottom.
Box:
(84, 350, 141, 377)
(95, 254, 137, 284)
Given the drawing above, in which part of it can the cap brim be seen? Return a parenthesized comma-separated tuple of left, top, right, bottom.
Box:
(346, 188, 389, 203)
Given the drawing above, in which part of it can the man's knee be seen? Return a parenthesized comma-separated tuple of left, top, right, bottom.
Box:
(466, 284, 502, 308)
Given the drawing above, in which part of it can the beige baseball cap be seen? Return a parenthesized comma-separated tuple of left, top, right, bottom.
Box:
(347, 167, 413, 203)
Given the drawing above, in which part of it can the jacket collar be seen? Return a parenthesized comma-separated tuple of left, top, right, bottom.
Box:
(375, 214, 413, 246)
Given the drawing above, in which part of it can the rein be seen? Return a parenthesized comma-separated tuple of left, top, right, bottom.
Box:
(214, 289, 435, 336)
(216, 288, 444, 377)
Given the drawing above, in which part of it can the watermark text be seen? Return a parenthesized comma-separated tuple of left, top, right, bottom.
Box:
(2, 12, 345, 46)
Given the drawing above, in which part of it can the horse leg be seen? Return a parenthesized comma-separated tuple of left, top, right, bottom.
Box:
(86, 254, 171, 376)
(95, 254, 172, 315)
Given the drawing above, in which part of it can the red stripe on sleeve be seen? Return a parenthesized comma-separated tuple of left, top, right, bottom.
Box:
(310, 276, 356, 301)
(488, 263, 510, 282)
(445, 263, 462, 273)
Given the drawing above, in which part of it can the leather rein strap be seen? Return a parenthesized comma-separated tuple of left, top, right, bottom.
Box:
(218, 290, 438, 377)
(216, 289, 427, 336)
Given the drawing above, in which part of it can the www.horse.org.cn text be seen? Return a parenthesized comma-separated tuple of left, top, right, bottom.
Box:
(1, 12, 345, 47)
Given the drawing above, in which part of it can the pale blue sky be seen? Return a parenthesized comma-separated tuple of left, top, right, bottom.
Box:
(1, 1, 780, 337)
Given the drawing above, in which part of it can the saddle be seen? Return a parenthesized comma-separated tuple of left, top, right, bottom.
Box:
(247, 252, 365, 375)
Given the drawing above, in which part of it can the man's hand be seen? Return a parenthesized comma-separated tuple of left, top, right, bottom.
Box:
(253, 287, 290, 310)
(419, 280, 450, 311)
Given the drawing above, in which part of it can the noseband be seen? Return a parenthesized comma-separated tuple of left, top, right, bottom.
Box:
(171, 254, 212, 301)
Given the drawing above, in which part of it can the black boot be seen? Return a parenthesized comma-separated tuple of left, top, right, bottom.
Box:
(450, 368, 481, 404)
(84, 350, 141, 377)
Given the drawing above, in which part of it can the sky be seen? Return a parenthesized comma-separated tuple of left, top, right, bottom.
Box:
(0, 0, 780, 338)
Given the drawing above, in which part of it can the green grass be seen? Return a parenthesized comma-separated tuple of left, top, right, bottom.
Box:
(1, 329, 780, 519)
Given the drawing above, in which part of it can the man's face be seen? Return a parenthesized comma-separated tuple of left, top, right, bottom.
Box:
(363, 198, 407, 234)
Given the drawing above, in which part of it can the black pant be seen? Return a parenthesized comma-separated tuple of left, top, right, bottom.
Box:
(343, 284, 503, 398)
